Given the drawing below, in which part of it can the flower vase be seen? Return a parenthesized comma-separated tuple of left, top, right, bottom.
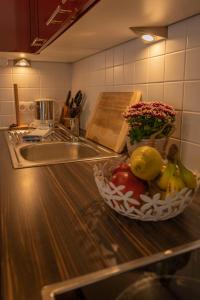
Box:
(127, 136, 168, 158)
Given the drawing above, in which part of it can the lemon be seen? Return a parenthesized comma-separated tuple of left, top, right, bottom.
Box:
(130, 146, 163, 181)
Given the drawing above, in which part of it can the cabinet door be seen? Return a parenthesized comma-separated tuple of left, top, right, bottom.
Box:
(0, 0, 30, 52)
(30, 0, 62, 51)
(30, 0, 100, 53)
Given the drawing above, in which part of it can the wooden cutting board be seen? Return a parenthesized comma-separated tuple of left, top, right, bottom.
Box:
(86, 91, 141, 153)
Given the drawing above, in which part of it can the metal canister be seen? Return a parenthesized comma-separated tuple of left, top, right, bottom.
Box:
(35, 99, 54, 125)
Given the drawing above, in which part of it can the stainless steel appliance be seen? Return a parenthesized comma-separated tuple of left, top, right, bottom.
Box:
(42, 240, 200, 300)
(35, 98, 54, 126)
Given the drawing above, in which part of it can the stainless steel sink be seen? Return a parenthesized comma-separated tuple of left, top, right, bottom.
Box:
(5, 124, 119, 168)
(20, 142, 102, 162)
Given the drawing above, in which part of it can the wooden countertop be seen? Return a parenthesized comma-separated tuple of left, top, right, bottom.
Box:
(1, 131, 200, 300)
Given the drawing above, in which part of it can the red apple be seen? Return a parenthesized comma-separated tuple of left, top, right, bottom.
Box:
(110, 171, 146, 201)
(112, 162, 132, 175)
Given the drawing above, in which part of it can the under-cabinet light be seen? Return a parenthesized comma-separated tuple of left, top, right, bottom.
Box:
(14, 58, 31, 67)
(130, 26, 168, 43)
(141, 34, 155, 42)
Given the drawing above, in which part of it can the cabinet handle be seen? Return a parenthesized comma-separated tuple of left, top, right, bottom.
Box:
(46, 5, 72, 26)
(31, 37, 47, 47)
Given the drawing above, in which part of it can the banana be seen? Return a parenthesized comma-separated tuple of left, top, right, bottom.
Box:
(178, 160, 197, 189)
(156, 162, 176, 190)
(166, 175, 185, 196)
(167, 143, 197, 189)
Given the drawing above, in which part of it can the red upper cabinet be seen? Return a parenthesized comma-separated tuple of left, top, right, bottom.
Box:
(0, 0, 100, 53)
(29, 0, 100, 53)
(0, 0, 30, 52)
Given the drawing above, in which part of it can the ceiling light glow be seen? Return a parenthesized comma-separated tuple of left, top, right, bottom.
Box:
(14, 58, 31, 67)
(141, 34, 155, 42)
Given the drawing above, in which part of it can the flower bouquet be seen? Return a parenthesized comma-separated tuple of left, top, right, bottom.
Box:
(123, 101, 176, 157)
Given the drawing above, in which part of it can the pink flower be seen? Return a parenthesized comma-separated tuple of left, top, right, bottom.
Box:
(123, 101, 176, 120)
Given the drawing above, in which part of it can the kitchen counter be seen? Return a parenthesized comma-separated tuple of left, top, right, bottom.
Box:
(1, 131, 200, 300)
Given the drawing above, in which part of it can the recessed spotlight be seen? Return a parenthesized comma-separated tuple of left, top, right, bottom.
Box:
(14, 58, 31, 67)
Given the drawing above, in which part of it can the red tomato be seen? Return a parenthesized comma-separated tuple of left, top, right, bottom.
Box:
(111, 171, 146, 201)
(112, 163, 131, 175)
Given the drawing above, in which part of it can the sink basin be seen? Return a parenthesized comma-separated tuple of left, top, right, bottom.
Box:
(5, 125, 119, 168)
(20, 142, 101, 162)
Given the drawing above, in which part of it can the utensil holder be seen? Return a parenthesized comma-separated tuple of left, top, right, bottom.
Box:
(63, 117, 79, 136)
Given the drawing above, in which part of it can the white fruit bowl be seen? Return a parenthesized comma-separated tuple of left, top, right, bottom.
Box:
(93, 159, 200, 221)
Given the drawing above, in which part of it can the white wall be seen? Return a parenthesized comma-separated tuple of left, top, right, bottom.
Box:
(0, 61, 72, 126)
(72, 14, 200, 171)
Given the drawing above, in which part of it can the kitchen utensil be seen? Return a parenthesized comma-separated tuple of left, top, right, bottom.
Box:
(60, 90, 71, 123)
(74, 90, 82, 106)
(13, 84, 20, 126)
(65, 90, 71, 106)
(9, 84, 29, 130)
(63, 117, 79, 136)
(35, 98, 54, 127)
(86, 91, 141, 153)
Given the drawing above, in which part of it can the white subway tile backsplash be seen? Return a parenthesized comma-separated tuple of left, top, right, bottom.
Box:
(164, 82, 183, 109)
(113, 65, 124, 85)
(124, 39, 135, 63)
(12, 65, 39, 75)
(20, 111, 35, 125)
(0, 102, 15, 115)
(0, 115, 15, 127)
(165, 51, 185, 81)
(148, 40, 165, 57)
(0, 75, 12, 88)
(18, 88, 40, 102)
(134, 39, 149, 61)
(181, 141, 200, 171)
(135, 59, 148, 84)
(114, 45, 124, 66)
(148, 83, 164, 101)
(0, 88, 14, 101)
(13, 74, 40, 88)
(172, 110, 182, 139)
(182, 112, 200, 144)
(105, 68, 114, 85)
(183, 81, 200, 112)
(166, 21, 187, 53)
(148, 56, 164, 83)
(40, 88, 56, 99)
(89, 69, 105, 86)
(0, 61, 12, 74)
(93, 69, 105, 86)
(92, 52, 105, 70)
(105, 48, 114, 68)
(114, 85, 134, 92)
(185, 48, 200, 80)
(187, 15, 200, 49)
(123, 63, 134, 85)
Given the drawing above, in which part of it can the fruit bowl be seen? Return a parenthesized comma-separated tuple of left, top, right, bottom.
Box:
(93, 159, 200, 221)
